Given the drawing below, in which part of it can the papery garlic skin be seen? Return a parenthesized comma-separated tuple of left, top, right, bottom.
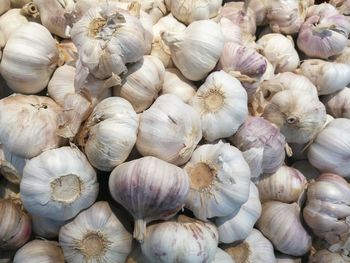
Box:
(109, 156, 189, 242)
(257, 201, 312, 256)
(13, 240, 64, 263)
(71, 3, 146, 79)
(222, 229, 276, 263)
(0, 0, 10, 15)
(298, 59, 350, 95)
(0, 22, 62, 94)
(257, 33, 300, 73)
(141, 216, 219, 263)
(21, 146, 99, 221)
(0, 144, 25, 184)
(256, 166, 307, 203)
(321, 88, 350, 119)
(136, 94, 202, 165)
(161, 19, 224, 81)
(309, 249, 347, 263)
(161, 68, 197, 103)
(191, 71, 248, 142)
(0, 94, 64, 159)
(0, 9, 28, 49)
(113, 55, 165, 113)
(307, 118, 350, 177)
(166, 0, 222, 25)
(184, 141, 251, 220)
(59, 201, 132, 263)
(215, 183, 261, 244)
(32, 215, 66, 239)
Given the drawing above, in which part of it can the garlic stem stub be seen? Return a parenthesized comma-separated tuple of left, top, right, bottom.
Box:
(20, 146, 99, 221)
(108, 156, 189, 243)
(184, 141, 251, 220)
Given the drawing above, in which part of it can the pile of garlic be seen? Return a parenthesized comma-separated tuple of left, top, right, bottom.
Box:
(2, 0, 350, 262)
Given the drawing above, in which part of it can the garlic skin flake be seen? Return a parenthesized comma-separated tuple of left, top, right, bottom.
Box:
(215, 183, 262, 244)
(184, 141, 251, 220)
(0, 22, 63, 94)
(21, 146, 99, 221)
(13, 240, 65, 263)
(191, 71, 248, 142)
(0, 143, 25, 185)
(161, 19, 224, 81)
(136, 94, 202, 166)
(321, 87, 350, 119)
(109, 156, 189, 242)
(0, 94, 64, 159)
(141, 216, 219, 263)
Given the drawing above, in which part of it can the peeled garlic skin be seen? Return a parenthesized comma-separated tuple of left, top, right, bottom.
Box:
(309, 249, 346, 263)
(321, 88, 350, 119)
(257, 201, 312, 256)
(13, 240, 64, 263)
(108, 156, 189, 242)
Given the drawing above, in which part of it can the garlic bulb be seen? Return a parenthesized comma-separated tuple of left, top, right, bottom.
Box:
(275, 253, 301, 263)
(215, 183, 261, 244)
(0, 199, 31, 250)
(151, 14, 186, 67)
(48, 65, 76, 105)
(141, 215, 219, 263)
(297, 14, 350, 59)
(321, 88, 350, 119)
(230, 116, 286, 178)
(109, 156, 189, 242)
(263, 89, 327, 144)
(136, 94, 202, 165)
(161, 19, 224, 81)
(219, 17, 241, 44)
(77, 97, 138, 171)
(307, 118, 350, 177)
(267, 0, 308, 34)
(71, 3, 146, 79)
(256, 166, 308, 203)
(257, 33, 300, 73)
(0, 0, 10, 15)
(161, 68, 197, 103)
(135, 0, 167, 24)
(0, 22, 64, 94)
(0, 94, 64, 159)
(59, 201, 132, 263)
(297, 59, 350, 95)
(166, 0, 222, 25)
(191, 71, 248, 142)
(222, 229, 276, 263)
(21, 146, 99, 221)
(307, 3, 339, 17)
(257, 201, 312, 256)
(33, 0, 74, 38)
(0, 144, 25, 184)
(13, 240, 64, 263)
(213, 248, 235, 263)
(217, 42, 267, 96)
(309, 249, 347, 263)
(32, 215, 66, 239)
(113, 55, 165, 113)
(184, 141, 251, 220)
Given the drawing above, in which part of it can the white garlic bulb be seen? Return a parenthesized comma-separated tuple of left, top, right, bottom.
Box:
(309, 249, 347, 263)
(321, 88, 350, 119)
(161, 68, 197, 103)
(298, 59, 350, 95)
(215, 183, 262, 244)
(13, 240, 64, 263)
(230, 116, 286, 178)
(0, 22, 64, 94)
(161, 19, 224, 81)
(141, 215, 219, 263)
(32, 215, 66, 239)
(166, 0, 222, 25)
(219, 17, 242, 44)
(257, 201, 312, 256)
(151, 14, 186, 67)
(256, 166, 308, 203)
(292, 160, 320, 181)
(136, 94, 202, 165)
(190, 71, 248, 142)
(109, 156, 189, 242)
(71, 2, 146, 79)
(77, 97, 138, 171)
(0, 0, 10, 15)
(222, 229, 276, 263)
(213, 248, 235, 263)
(0, 199, 32, 250)
(48, 65, 76, 105)
(113, 55, 165, 113)
(21, 146, 99, 221)
(184, 141, 251, 220)
(0, 94, 64, 159)
(307, 118, 350, 177)
(0, 9, 28, 49)
(257, 33, 300, 73)
(0, 143, 25, 184)
(59, 201, 132, 263)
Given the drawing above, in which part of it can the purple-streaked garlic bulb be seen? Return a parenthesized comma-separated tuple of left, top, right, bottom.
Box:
(108, 156, 189, 243)
(230, 116, 286, 178)
(321, 88, 350, 119)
